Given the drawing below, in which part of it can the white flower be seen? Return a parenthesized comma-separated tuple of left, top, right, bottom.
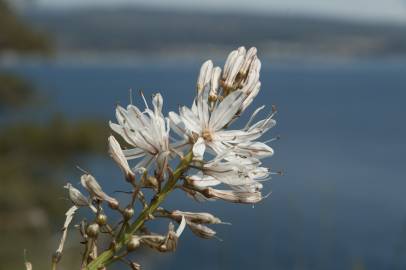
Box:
(169, 46, 274, 161)
(203, 188, 266, 204)
(169, 89, 275, 160)
(193, 156, 269, 190)
(110, 93, 171, 173)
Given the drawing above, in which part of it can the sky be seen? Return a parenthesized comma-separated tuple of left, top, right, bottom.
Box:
(35, 0, 406, 23)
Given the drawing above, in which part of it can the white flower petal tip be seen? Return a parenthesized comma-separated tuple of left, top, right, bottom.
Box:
(176, 215, 187, 238)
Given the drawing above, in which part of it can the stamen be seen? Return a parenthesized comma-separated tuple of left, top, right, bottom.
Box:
(139, 89, 149, 109)
(129, 88, 133, 105)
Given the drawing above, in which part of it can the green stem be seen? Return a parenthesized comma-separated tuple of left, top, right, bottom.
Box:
(85, 151, 193, 270)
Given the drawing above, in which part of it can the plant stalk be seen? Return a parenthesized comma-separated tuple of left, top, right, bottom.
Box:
(85, 151, 193, 270)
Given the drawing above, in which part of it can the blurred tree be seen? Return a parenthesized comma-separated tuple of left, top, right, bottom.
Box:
(0, 1, 107, 268)
(0, 73, 36, 110)
(0, 0, 51, 53)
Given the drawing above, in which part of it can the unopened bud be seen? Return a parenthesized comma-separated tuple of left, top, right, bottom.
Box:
(239, 47, 257, 77)
(127, 236, 141, 251)
(123, 207, 134, 220)
(86, 223, 99, 238)
(108, 200, 119, 209)
(209, 66, 222, 99)
(108, 136, 135, 182)
(96, 214, 107, 226)
(196, 60, 213, 92)
(141, 175, 159, 190)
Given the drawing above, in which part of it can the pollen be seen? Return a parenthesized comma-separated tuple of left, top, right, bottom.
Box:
(202, 128, 213, 142)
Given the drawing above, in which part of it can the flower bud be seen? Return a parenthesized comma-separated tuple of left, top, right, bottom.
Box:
(81, 173, 119, 207)
(86, 223, 99, 238)
(108, 200, 120, 210)
(209, 67, 222, 100)
(123, 207, 134, 220)
(141, 175, 159, 190)
(239, 47, 257, 77)
(196, 60, 213, 92)
(127, 236, 141, 251)
(96, 214, 107, 226)
(108, 135, 135, 182)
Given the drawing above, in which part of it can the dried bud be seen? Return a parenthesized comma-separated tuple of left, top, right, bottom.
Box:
(108, 200, 120, 210)
(81, 174, 119, 206)
(127, 236, 141, 251)
(24, 261, 32, 270)
(64, 183, 90, 208)
(130, 262, 141, 270)
(162, 222, 178, 252)
(140, 216, 186, 252)
(197, 60, 213, 92)
(171, 210, 226, 225)
(86, 223, 99, 238)
(123, 207, 134, 220)
(185, 219, 216, 239)
(108, 135, 135, 182)
(52, 251, 62, 264)
(96, 214, 107, 226)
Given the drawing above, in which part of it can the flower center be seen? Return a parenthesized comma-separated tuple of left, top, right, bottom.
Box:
(202, 128, 213, 142)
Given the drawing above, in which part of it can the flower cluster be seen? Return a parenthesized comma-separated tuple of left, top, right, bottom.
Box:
(48, 47, 278, 270)
(113, 46, 276, 201)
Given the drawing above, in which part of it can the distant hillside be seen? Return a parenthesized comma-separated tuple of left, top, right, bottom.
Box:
(22, 7, 406, 58)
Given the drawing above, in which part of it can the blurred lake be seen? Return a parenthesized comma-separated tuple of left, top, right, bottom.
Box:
(3, 57, 406, 270)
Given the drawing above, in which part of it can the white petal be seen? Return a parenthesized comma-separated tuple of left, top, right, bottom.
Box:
(122, 148, 146, 160)
(197, 86, 210, 128)
(152, 93, 163, 116)
(188, 172, 221, 187)
(209, 90, 244, 130)
(176, 216, 187, 238)
(168, 111, 187, 138)
(235, 142, 274, 158)
(180, 106, 202, 133)
(241, 81, 261, 112)
(210, 67, 222, 97)
(192, 137, 206, 159)
(244, 105, 265, 130)
(223, 49, 238, 79)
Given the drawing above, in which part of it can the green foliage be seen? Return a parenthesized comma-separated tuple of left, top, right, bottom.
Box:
(0, 73, 36, 110)
(0, 0, 51, 53)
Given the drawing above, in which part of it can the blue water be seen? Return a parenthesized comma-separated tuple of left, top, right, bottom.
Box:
(4, 59, 406, 270)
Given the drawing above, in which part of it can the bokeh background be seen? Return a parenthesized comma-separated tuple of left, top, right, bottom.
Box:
(1, 0, 406, 269)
